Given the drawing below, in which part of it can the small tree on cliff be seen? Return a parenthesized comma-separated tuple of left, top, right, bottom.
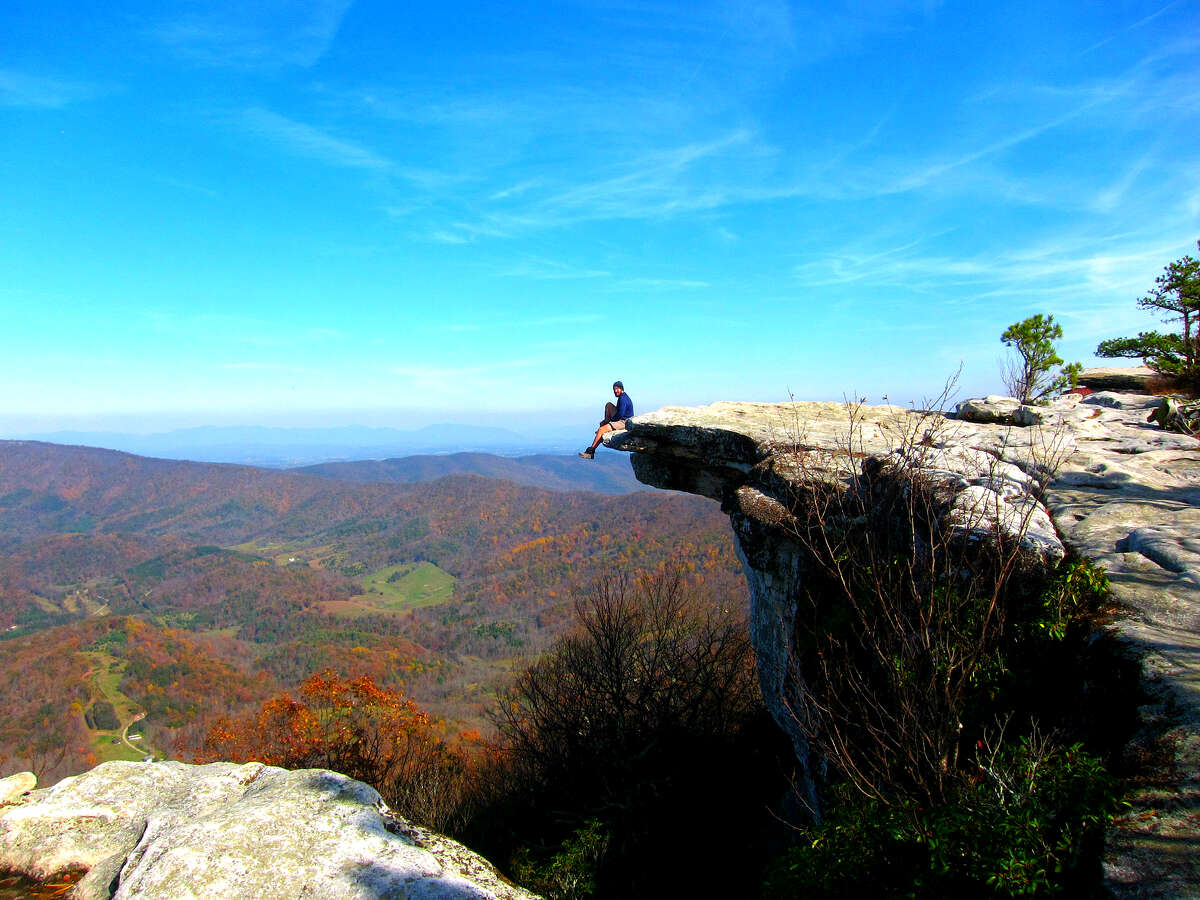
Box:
(1096, 241, 1200, 386)
(1001, 314, 1081, 404)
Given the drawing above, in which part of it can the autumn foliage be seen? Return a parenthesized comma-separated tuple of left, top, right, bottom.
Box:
(198, 671, 475, 832)
(0, 628, 94, 782)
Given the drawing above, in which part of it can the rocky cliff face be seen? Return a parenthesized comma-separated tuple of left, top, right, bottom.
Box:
(0, 762, 534, 900)
(607, 392, 1200, 894)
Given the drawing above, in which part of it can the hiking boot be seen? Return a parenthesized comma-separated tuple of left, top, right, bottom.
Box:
(578, 448, 595, 459)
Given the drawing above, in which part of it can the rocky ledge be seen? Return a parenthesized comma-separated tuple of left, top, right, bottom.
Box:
(1077, 365, 1191, 395)
(0, 761, 534, 900)
(606, 391, 1200, 897)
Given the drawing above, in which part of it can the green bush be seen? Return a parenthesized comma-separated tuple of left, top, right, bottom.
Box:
(764, 736, 1119, 898)
(765, 549, 1128, 898)
(510, 819, 610, 900)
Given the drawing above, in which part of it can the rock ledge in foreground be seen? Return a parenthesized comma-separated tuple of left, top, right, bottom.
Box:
(0, 760, 535, 900)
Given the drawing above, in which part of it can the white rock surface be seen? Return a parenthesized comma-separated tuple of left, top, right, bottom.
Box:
(0, 772, 36, 806)
(0, 761, 535, 900)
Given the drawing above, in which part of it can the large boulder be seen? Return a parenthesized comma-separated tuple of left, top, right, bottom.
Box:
(956, 393, 1086, 426)
(0, 761, 535, 900)
(954, 395, 1023, 423)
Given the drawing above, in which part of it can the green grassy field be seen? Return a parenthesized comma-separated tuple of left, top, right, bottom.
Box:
(357, 562, 456, 611)
(90, 732, 143, 763)
(80, 651, 149, 763)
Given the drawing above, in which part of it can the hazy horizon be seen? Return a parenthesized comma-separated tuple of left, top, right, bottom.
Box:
(1, 420, 605, 466)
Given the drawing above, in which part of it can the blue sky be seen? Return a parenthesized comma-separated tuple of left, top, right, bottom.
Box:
(2, 0, 1198, 435)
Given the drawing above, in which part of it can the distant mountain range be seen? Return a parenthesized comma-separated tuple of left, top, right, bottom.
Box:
(295, 451, 642, 494)
(8, 424, 587, 467)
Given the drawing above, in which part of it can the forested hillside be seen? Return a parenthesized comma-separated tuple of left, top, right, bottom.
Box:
(0, 440, 742, 782)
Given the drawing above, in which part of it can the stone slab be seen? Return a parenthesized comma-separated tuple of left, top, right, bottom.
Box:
(0, 761, 535, 900)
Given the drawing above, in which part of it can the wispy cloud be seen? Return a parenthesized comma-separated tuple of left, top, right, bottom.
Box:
(151, 0, 354, 69)
(1077, 0, 1183, 57)
(1093, 147, 1159, 213)
(0, 70, 105, 108)
(500, 257, 611, 280)
(610, 278, 710, 291)
(490, 180, 543, 201)
(803, 44, 1199, 208)
(239, 108, 390, 171)
(464, 129, 783, 233)
(394, 62, 1174, 240)
(793, 230, 1197, 338)
(425, 219, 511, 244)
(151, 175, 219, 198)
(876, 109, 1093, 196)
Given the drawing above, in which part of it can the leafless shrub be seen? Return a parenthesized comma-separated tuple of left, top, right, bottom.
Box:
(496, 567, 759, 791)
(774, 377, 1070, 817)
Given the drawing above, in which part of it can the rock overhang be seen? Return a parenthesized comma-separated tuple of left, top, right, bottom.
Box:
(607, 399, 1074, 563)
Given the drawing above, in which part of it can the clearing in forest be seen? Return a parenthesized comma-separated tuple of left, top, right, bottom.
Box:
(80, 651, 147, 763)
(360, 562, 456, 609)
(323, 562, 457, 617)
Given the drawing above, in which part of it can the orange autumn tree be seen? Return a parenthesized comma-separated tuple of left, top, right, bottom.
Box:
(199, 670, 474, 832)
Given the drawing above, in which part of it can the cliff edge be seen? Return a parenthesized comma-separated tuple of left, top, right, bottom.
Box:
(607, 392, 1200, 897)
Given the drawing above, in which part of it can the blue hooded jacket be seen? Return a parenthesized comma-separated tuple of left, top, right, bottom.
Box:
(616, 391, 633, 420)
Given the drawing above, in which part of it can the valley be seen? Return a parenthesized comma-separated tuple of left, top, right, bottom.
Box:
(0, 440, 741, 785)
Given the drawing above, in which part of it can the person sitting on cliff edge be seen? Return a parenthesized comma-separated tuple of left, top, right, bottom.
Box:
(580, 381, 633, 459)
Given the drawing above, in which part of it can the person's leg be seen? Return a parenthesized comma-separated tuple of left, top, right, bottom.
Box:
(589, 422, 613, 450)
(583, 403, 619, 457)
(580, 423, 612, 456)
